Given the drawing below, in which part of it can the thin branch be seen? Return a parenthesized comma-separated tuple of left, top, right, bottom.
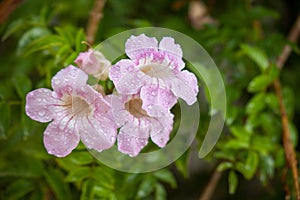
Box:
(0, 0, 23, 25)
(198, 171, 223, 200)
(274, 13, 300, 200)
(86, 0, 106, 45)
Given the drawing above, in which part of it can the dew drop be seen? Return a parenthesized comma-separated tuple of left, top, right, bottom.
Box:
(151, 91, 156, 96)
(110, 136, 115, 142)
(38, 110, 45, 117)
(37, 98, 42, 102)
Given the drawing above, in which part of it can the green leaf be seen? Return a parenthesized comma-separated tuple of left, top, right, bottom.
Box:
(0, 102, 11, 139)
(153, 169, 177, 188)
(238, 151, 259, 179)
(137, 175, 156, 198)
(44, 168, 71, 200)
(230, 126, 251, 142)
(247, 74, 271, 92)
(289, 122, 298, 148)
(93, 185, 112, 199)
(251, 135, 274, 155)
(155, 183, 167, 200)
(62, 151, 93, 166)
(246, 93, 266, 115)
(265, 93, 279, 111)
(224, 139, 249, 150)
(228, 170, 238, 194)
(283, 87, 295, 118)
(240, 44, 269, 71)
(4, 179, 35, 200)
(65, 167, 90, 182)
(75, 28, 86, 52)
(217, 162, 233, 172)
(17, 27, 51, 54)
(174, 150, 190, 178)
(92, 166, 115, 190)
(12, 75, 32, 98)
(81, 179, 95, 200)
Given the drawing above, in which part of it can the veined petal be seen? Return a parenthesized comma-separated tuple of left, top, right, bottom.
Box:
(125, 34, 158, 61)
(159, 37, 185, 70)
(170, 70, 199, 105)
(43, 121, 80, 157)
(51, 65, 88, 96)
(117, 124, 149, 157)
(78, 116, 117, 152)
(25, 88, 58, 122)
(109, 94, 133, 127)
(140, 85, 177, 117)
(150, 113, 174, 147)
(109, 59, 146, 94)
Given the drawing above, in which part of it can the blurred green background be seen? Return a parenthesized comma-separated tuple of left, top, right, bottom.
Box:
(1, 0, 300, 199)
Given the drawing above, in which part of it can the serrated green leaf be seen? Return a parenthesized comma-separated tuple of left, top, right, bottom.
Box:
(65, 167, 90, 182)
(248, 74, 271, 92)
(4, 179, 35, 200)
(228, 170, 238, 194)
(217, 162, 233, 172)
(246, 93, 266, 115)
(240, 44, 269, 71)
(44, 168, 71, 200)
(153, 169, 177, 188)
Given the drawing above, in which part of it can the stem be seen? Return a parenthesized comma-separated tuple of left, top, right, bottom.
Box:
(198, 171, 223, 200)
(0, 0, 24, 25)
(86, 0, 106, 45)
(274, 13, 300, 200)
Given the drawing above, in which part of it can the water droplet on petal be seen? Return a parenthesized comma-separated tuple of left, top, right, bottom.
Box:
(37, 98, 42, 102)
(110, 136, 115, 142)
(38, 110, 45, 117)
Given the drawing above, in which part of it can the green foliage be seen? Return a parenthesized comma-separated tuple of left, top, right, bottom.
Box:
(0, 0, 299, 199)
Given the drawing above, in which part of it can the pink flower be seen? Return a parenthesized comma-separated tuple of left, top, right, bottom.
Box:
(109, 93, 174, 157)
(75, 49, 111, 81)
(25, 65, 117, 157)
(109, 34, 198, 117)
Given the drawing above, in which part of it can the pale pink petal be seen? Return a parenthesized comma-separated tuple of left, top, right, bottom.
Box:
(150, 113, 174, 147)
(125, 34, 158, 61)
(75, 51, 100, 74)
(117, 124, 149, 157)
(140, 85, 177, 117)
(78, 116, 117, 152)
(25, 88, 59, 122)
(51, 65, 88, 96)
(43, 120, 80, 157)
(159, 37, 185, 70)
(170, 70, 199, 105)
(109, 59, 146, 94)
(109, 94, 132, 127)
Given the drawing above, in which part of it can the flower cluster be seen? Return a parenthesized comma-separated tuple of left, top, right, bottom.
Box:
(25, 34, 198, 157)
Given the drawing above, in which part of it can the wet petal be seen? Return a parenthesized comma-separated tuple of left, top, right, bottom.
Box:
(150, 113, 174, 147)
(109, 94, 132, 127)
(51, 65, 88, 96)
(125, 34, 158, 61)
(159, 37, 185, 70)
(170, 70, 198, 105)
(25, 88, 58, 122)
(109, 59, 145, 94)
(43, 120, 80, 157)
(140, 85, 177, 117)
(117, 124, 149, 157)
(78, 116, 117, 152)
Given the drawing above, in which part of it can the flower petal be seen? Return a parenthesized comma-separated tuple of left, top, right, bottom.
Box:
(150, 113, 174, 147)
(109, 94, 133, 127)
(125, 34, 158, 61)
(43, 120, 80, 157)
(51, 65, 88, 96)
(78, 116, 117, 152)
(117, 124, 149, 157)
(109, 59, 146, 94)
(159, 37, 185, 70)
(25, 88, 59, 122)
(140, 85, 177, 117)
(170, 70, 199, 105)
